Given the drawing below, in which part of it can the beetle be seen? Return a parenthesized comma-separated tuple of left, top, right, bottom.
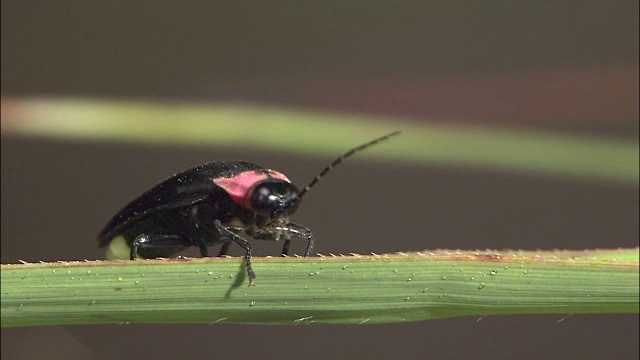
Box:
(98, 130, 401, 285)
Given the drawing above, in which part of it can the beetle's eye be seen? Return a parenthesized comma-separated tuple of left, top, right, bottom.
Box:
(249, 181, 300, 217)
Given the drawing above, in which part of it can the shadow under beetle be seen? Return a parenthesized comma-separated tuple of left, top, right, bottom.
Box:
(98, 131, 401, 285)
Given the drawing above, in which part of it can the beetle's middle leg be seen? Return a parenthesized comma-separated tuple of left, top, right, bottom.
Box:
(213, 220, 255, 286)
(217, 227, 244, 256)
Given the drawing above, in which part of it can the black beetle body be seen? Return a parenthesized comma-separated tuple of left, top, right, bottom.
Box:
(99, 131, 400, 285)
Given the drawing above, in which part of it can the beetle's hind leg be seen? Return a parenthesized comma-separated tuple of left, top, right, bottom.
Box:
(130, 234, 191, 260)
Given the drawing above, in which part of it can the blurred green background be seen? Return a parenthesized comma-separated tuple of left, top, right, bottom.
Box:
(1, 1, 638, 359)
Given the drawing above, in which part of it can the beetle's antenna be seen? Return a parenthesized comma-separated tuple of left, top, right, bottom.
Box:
(298, 130, 401, 199)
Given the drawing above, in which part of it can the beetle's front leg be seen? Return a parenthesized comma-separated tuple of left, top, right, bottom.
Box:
(283, 223, 314, 257)
(246, 227, 291, 256)
(248, 223, 314, 257)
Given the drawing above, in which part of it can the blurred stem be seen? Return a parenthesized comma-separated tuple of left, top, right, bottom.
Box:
(2, 249, 638, 327)
(1, 97, 638, 186)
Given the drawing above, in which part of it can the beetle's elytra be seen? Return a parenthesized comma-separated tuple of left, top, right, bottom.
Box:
(99, 131, 401, 285)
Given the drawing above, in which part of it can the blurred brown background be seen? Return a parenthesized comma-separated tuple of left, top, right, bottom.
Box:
(1, 1, 638, 359)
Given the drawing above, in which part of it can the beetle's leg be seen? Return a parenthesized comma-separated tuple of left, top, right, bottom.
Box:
(213, 220, 256, 286)
(217, 227, 243, 256)
(246, 229, 291, 256)
(218, 242, 231, 256)
(284, 223, 314, 257)
(281, 239, 291, 256)
(246, 229, 277, 240)
(130, 234, 190, 260)
(188, 206, 209, 257)
(248, 225, 313, 256)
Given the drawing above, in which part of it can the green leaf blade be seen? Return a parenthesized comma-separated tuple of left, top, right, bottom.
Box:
(2, 250, 638, 327)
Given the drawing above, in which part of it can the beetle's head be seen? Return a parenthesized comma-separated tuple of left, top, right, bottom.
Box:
(247, 179, 300, 224)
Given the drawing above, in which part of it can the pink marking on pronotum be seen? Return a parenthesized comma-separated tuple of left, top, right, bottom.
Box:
(213, 170, 291, 209)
